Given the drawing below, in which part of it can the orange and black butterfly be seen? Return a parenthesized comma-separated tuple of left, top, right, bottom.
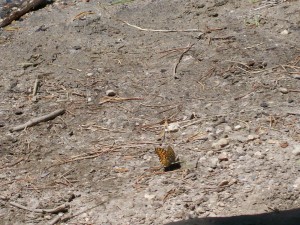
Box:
(155, 146, 178, 167)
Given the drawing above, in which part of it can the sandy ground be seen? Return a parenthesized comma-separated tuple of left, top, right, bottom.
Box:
(0, 0, 300, 224)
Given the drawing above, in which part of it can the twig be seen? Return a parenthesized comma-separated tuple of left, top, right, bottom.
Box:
(32, 79, 39, 96)
(60, 201, 107, 223)
(119, 19, 204, 33)
(0, 0, 48, 28)
(0, 157, 24, 169)
(47, 213, 64, 225)
(9, 202, 69, 214)
(10, 109, 65, 132)
(99, 97, 143, 105)
(173, 43, 195, 77)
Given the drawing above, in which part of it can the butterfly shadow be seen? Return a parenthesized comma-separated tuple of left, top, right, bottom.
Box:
(164, 162, 181, 172)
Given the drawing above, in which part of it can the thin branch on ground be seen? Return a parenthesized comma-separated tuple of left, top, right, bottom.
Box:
(0, 157, 24, 169)
(10, 109, 66, 132)
(118, 19, 204, 33)
(9, 202, 69, 214)
(173, 43, 195, 77)
(99, 96, 143, 105)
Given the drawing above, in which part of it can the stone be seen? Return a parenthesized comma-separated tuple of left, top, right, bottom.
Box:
(234, 125, 242, 130)
(278, 87, 288, 94)
(167, 122, 180, 132)
(218, 152, 228, 161)
(224, 125, 232, 132)
(247, 134, 259, 141)
(254, 151, 264, 159)
(219, 180, 229, 186)
(215, 128, 224, 135)
(292, 146, 300, 156)
(144, 193, 156, 200)
(106, 89, 116, 96)
(195, 206, 205, 214)
(212, 138, 229, 149)
(210, 158, 219, 168)
(291, 74, 300, 80)
(293, 177, 300, 189)
(218, 138, 229, 147)
(280, 29, 289, 35)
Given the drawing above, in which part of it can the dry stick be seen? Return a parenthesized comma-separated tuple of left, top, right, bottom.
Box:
(119, 19, 204, 33)
(0, 0, 48, 28)
(47, 213, 64, 225)
(0, 157, 24, 169)
(60, 201, 107, 223)
(9, 202, 69, 214)
(32, 79, 39, 96)
(10, 109, 65, 132)
(173, 43, 195, 77)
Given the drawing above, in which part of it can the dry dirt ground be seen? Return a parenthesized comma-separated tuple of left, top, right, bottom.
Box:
(0, 0, 300, 224)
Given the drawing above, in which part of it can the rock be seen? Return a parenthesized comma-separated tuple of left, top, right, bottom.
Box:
(144, 193, 156, 200)
(218, 152, 228, 161)
(205, 127, 214, 132)
(254, 151, 264, 159)
(218, 202, 225, 207)
(235, 146, 245, 155)
(260, 102, 269, 108)
(280, 141, 289, 148)
(167, 122, 180, 132)
(278, 87, 288, 94)
(293, 177, 300, 189)
(106, 89, 116, 96)
(210, 158, 218, 168)
(215, 128, 223, 135)
(280, 29, 289, 35)
(224, 125, 232, 132)
(195, 206, 205, 214)
(219, 180, 229, 186)
(234, 125, 242, 130)
(212, 138, 229, 149)
(247, 134, 259, 141)
(291, 74, 300, 80)
(185, 173, 197, 180)
(292, 146, 300, 156)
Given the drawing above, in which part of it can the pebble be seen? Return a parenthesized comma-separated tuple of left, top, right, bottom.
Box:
(280, 29, 289, 35)
(167, 122, 180, 132)
(254, 151, 264, 159)
(260, 102, 269, 108)
(224, 125, 232, 132)
(212, 138, 229, 149)
(215, 128, 223, 135)
(293, 177, 300, 189)
(106, 89, 116, 96)
(219, 180, 229, 186)
(210, 158, 219, 168)
(218, 152, 228, 161)
(278, 87, 288, 94)
(292, 146, 300, 156)
(144, 193, 156, 200)
(234, 125, 242, 130)
(247, 134, 259, 141)
(195, 206, 205, 214)
(291, 74, 300, 80)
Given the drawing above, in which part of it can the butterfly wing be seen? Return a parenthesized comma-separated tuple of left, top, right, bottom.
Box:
(155, 146, 176, 167)
(166, 146, 176, 165)
(155, 148, 167, 167)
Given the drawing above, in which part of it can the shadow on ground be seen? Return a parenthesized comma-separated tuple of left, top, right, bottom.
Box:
(165, 208, 300, 225)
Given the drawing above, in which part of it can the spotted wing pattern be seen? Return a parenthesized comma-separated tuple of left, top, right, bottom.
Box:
(155, 146, 176, 167)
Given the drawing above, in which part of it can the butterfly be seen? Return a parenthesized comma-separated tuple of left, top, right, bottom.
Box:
(155, 146, 177, 167)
